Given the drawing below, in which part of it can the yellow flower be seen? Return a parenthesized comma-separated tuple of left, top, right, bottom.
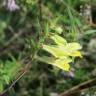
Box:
(37, 34, 82, 71)
(43, 44, 82, 58)
(36, 55, 71, 71)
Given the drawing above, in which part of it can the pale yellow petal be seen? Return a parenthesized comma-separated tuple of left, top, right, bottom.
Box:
(69, 51, 82, 58)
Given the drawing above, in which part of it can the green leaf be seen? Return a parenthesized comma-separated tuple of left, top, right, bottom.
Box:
(3, 75, 10, 84)
(0, 83, 3, 93)
(84, 30, 96, 35)
(4, 58, 22, 81)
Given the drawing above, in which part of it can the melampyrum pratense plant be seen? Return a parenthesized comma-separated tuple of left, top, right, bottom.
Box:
(36, 33, 82, 71)
(0, 0, 83, 94)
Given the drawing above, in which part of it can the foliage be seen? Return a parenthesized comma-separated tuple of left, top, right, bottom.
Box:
(0, 56, 22, 92)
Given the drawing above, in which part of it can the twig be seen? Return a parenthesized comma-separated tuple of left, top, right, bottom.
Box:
(59, 78, 96, 96)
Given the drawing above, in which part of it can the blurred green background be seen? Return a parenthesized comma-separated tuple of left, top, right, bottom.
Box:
(0, 0, 96, 96)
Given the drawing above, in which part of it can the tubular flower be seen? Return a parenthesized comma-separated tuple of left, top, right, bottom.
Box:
(37, 34, 82, 71)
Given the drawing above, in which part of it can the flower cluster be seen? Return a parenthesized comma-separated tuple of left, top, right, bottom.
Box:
(37, 34, 82, 71)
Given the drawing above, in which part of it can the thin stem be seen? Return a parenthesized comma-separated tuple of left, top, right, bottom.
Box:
(59, 78, 96, 96)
